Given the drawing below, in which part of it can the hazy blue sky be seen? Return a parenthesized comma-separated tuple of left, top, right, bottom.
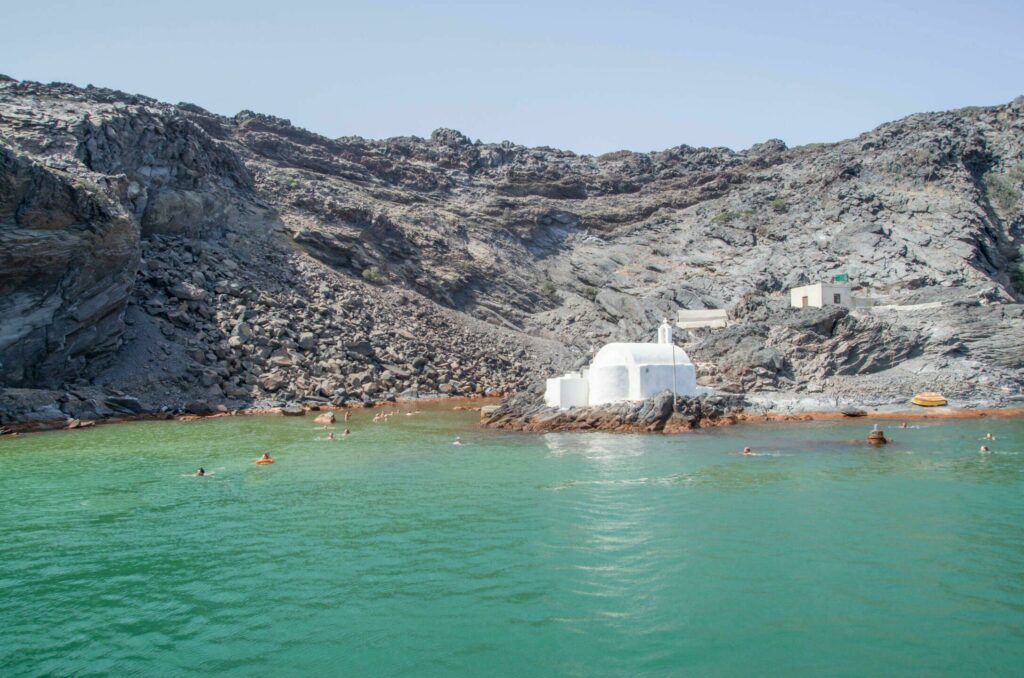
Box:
(2, 0, 1022, 154)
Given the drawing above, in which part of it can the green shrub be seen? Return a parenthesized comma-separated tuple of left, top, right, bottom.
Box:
(769, 197, 788, 213)
(580, 286, 598, 301)
(361, 266, 383, 284)
(711, 211, 742, 224)
(597, 150, 633, 162)
(540, 280, 557, 297)
(983, 171, 1021, 216)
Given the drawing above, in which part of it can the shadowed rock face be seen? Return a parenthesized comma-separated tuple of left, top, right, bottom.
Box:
(0, 146, 138, 386)
(1, 77, 1023, 418)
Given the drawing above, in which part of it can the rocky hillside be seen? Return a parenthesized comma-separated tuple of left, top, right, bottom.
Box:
(1, 75, 1023, 423)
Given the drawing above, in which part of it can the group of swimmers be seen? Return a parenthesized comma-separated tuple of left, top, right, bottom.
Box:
(192, 407, 465, 475)
(371, 408, 426, 423)
(372, 408, 422, 423)
(981, 431, 996, 454)
(740, 428, 1001, 456)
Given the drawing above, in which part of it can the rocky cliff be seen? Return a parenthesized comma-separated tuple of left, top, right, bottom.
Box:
(1, 75, 1023, 424)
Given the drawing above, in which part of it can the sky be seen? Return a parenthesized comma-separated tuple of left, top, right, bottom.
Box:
(2, 0, 1022, 154)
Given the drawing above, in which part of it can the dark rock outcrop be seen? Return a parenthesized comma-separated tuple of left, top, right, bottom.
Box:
(485, 390, 749, 432)
(0, 146, 138, 387)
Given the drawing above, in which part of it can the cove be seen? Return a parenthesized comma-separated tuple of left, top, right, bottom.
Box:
(2, 408, 1023, 676)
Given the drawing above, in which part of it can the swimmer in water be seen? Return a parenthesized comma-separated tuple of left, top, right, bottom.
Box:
(344, 410, 350, 422)
(985, 433, 995, 441)
(328, 432, 335, 441)
(343, 428, 351, 437)
(900, 422, 908, 429)
(259, 452, 273, 461)
(453, 436, 463, 446)
(981, 445, 990, 454)
(742, 447, 752, 456)
(196, 467, 206, 477)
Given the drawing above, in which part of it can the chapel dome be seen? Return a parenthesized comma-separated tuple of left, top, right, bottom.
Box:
(591, 342, 693, 368)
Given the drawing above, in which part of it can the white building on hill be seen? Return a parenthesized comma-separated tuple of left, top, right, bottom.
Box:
(677, 308, 729, 330)
(545, 320, 699, 409)
(789, 282, 851, 309)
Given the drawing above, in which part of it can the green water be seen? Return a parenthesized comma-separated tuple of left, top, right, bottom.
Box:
(2, 408, 1024, 677)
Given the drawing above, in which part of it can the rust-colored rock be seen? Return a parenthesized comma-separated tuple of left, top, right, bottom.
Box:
(313, 411, 336, 425)
(867, 429, 888, 445)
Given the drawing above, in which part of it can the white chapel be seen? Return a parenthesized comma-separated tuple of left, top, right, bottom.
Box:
(545, 319, 699, 409)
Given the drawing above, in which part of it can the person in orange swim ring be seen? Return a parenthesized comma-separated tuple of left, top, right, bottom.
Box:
(258, 452, 273, 462)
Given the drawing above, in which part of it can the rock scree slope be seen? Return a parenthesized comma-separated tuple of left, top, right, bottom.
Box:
(1, 75, 1023, 424)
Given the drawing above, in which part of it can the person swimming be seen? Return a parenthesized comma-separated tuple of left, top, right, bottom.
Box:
(196, 467, 206, 477)
(453, 436, 463, 446)
(344, 410, 350, 422)
(900, 422, 908, 429)
(980, 445, 990, 454)
(260, 452, 272, 461)
(742, 447, 752, 456)
(985, 433, 995, 441)
(343, 428, 351, 436)
(328, 432, 335, 441)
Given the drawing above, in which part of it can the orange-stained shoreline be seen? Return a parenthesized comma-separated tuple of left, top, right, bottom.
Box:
(0, 395, 499, 435)
(739, 406, 1024, 424)
(3, 398, 1024, 437)
(484, 404, 1024, 433)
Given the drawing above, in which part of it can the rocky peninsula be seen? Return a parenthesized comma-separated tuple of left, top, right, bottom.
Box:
(1, 76, 1023, 431)
(483, 390, 749, 433)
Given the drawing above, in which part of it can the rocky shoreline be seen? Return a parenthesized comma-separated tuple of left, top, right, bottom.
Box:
(481, 389, 1024, 434)
(5, 386, 1024, 438)
(0, 391, 497, 436)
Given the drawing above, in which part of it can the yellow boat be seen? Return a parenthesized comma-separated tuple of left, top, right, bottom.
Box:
(911, 392, 947, 407)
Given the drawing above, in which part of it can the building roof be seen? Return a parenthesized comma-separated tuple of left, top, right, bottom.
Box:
(790, 282, 851, 291)
(591, 342, 693, 368)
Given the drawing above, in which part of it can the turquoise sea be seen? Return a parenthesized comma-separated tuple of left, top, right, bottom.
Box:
(2, 406, 1023, 676)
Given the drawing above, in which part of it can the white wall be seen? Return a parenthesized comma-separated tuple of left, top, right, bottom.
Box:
(821, 284, 850, 306)
(634, 363, 698, 399)
(677, 309, 728, 329)
(790, 284, 823, 308)
(587, 365, 631, 406)
(545, 374, 589, 409)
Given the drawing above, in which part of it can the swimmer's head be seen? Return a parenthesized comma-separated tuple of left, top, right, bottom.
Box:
(742, 447, 752, 455)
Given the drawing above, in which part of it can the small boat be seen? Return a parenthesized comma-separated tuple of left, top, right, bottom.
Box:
(911, 392, 947, 407)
